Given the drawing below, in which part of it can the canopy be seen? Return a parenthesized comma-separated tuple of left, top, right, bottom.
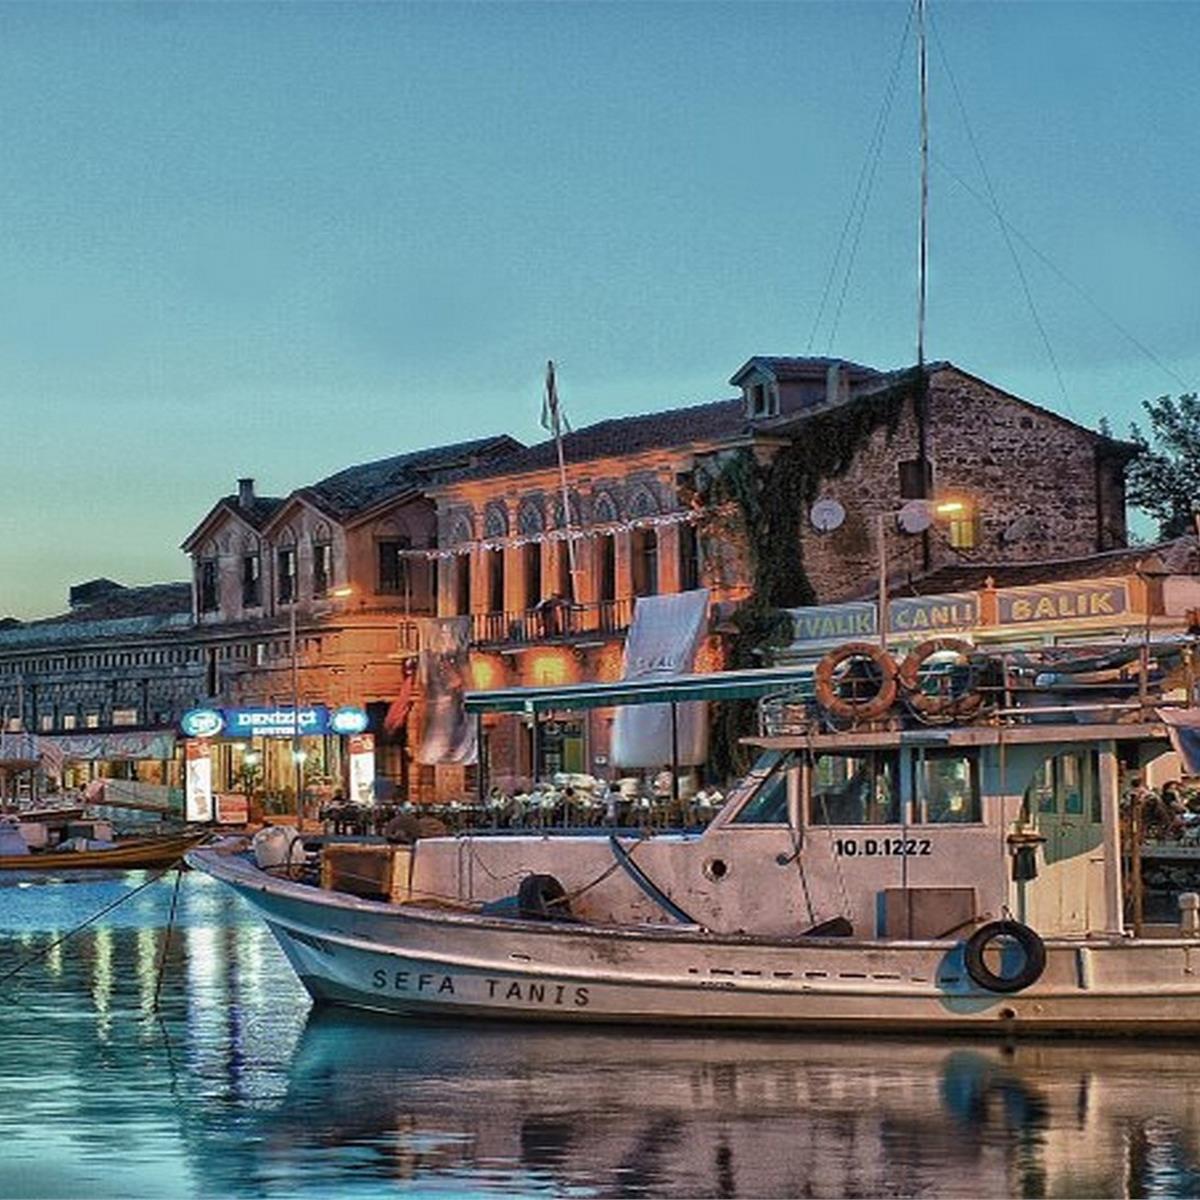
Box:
(464, 665, 815, 715)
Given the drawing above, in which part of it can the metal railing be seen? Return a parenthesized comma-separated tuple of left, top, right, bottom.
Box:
(471, 598, 633, 647)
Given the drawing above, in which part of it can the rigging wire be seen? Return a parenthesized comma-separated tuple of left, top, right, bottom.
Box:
(928, 11, 1073, 417)
(806, 0, 916, 354)
(932, 153, 1192, 395)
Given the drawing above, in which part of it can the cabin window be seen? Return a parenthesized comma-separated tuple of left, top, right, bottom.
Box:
(810, 752, 900, 825)
(732, 756, 791, 824)
(913, 750, 981, 824)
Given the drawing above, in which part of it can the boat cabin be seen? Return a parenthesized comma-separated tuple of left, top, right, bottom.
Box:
(391, 643, 1187, 941)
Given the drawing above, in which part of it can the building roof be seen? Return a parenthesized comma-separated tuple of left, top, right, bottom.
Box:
(729, 356, 881, 385)
(0, 582, 194, 650)
(883, 539, 1199, 599)
(458, 398, 750, 482)
(299, 434, 522, 522)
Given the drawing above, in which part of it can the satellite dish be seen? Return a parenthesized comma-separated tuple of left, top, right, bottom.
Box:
(897, 500, 933, 535)
(809, 498, 846, 533)
(1002, 515, 1038, 545)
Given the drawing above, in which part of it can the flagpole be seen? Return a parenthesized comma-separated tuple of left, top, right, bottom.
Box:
(546, 361, 580, 602)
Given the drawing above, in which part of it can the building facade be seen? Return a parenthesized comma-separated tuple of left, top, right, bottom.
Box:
(0, 355, 1145, 807)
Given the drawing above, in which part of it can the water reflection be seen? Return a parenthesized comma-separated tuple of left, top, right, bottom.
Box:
(2, 873, 1200, 1197)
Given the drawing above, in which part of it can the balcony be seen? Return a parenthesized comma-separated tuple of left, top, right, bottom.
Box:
(471, 598, 633, 648)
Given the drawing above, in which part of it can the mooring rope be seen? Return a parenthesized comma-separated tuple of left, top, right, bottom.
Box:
(0, 859, 185, 989)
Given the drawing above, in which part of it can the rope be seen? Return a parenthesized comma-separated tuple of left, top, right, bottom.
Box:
(151, 864, 184, 1013)
(0, 859, 184, 988)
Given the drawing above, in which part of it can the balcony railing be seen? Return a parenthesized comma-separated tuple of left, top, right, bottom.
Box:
(471, 598, 633, 647)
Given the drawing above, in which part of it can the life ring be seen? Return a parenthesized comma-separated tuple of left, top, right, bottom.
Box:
(813, 642, 898, 721)
(963, 920, 1046, 993)
(517, 873, 572, 921)
(899, 637, 984, 718)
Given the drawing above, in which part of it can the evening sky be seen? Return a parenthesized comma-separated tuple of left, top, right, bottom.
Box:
(0, 1, 1195, 618)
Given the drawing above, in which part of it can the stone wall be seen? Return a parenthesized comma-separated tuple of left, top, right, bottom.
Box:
(796, 367, 1125, 603)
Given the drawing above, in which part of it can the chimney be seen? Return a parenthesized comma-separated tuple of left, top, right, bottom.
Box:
(237, 478, 256, 509)
(825, 362, 844, 407)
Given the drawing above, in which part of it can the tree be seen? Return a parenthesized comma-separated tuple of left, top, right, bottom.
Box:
(1126, 393, 1200, 539)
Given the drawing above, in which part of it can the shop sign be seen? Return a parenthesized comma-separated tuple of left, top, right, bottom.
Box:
(997, 580, 1129, 626)
(330, 706, 369, 735)
(181, 708, 224, 738)
(215, 793, 249, 825)
(787, 602, 877, 643)
(787, 594, 979, 644)
(888, 593, 978, 634)
(185, 741, 214, 823)
(221, 706, 332, 738)
(182, 705, 369, 738)
(348, 733, 375, 805)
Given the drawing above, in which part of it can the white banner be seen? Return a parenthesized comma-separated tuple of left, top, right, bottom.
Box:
(348, 733, 376, 806)
(185, 741, 214, 823)
(611, 589, 710, 768)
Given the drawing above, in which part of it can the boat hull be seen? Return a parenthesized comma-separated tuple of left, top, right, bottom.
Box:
(189, 847, 1200, 1035)
(2, 832, 205, 872)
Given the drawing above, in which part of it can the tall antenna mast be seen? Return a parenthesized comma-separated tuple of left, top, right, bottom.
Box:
(915, 0, 932, 572)
(917, 0, 929, 372)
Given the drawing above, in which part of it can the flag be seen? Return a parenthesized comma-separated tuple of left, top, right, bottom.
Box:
(383, 660, 417, 735)
(540, 360, 571, 435)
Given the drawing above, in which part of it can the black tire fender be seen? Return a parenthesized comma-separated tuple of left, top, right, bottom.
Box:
(963, 920, 1046, 994)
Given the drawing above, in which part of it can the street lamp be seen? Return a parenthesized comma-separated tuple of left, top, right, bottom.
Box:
(291, 583, 357, 825)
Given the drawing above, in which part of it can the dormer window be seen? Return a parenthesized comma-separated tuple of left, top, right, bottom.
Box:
(746, 379, 778, 419)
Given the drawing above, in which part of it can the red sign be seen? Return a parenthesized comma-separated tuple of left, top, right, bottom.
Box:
(215, 793, 250, 825)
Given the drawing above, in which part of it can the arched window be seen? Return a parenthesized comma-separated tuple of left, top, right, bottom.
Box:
(517, 499, 545, 537)
(628, 485, 660, 520)
(593, 491, 619, 525)
(312, 521, 332, 598)
(483, 503, 509, 540)
(276, 527, 297, 605)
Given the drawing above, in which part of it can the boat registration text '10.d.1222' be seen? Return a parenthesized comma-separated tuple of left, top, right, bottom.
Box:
(833, 838, 932, 858)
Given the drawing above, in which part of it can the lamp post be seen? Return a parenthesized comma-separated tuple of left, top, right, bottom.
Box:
(290, 591, 303, 826)
(876, 499, 966, 648)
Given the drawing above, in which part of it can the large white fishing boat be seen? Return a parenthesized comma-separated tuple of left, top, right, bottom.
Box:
(188, 636, 1200, 1034)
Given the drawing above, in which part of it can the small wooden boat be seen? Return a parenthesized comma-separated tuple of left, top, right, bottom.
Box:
(1, 830, 206, 871)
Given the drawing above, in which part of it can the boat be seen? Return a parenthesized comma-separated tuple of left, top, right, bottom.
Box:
(1, 828, 207, 871)
(187, 638, 1200, 1035)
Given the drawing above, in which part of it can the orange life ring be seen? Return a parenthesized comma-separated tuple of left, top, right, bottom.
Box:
(813, 642, 898, 721)
(898, 637, 984, 718)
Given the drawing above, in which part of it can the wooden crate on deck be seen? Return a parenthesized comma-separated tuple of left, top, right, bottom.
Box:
(320, 843, 413, 902)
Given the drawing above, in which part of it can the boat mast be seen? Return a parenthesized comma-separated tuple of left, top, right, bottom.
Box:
(916, 0, 932, 570)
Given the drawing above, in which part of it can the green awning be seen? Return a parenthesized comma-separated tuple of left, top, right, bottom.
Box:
(464, 665, 815, 714)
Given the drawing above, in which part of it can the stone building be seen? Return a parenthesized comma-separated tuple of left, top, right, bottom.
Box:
(0, 354, 1140, 805)
(425, 356, 1134, 795)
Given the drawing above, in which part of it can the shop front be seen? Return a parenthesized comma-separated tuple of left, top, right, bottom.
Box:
(180, 703, 371, 821)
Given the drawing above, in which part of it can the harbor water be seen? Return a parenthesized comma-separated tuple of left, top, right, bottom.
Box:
(2, 871, 1200, 1198)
